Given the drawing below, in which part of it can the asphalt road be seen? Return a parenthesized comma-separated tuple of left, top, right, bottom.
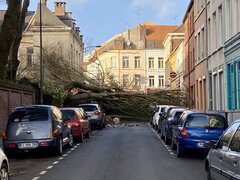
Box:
(8, 123, 206, 180)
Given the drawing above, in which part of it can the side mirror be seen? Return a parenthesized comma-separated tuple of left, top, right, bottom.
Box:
(203, 141, 216, 149)
(167, 118, 174, 125)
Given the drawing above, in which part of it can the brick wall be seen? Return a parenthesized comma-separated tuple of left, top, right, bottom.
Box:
(0, 82, 35, 133)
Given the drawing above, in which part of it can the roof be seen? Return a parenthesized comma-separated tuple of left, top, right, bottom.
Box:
(145, 25, 178, 41)
(34, 3, 67, 27)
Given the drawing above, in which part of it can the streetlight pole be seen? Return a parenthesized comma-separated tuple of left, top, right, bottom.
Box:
(39, 1, 43, 104)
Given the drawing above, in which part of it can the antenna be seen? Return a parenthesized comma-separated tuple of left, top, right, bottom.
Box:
(135, 6, 142, 22)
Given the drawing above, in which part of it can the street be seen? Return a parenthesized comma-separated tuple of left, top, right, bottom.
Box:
(8, 123, 206, 180)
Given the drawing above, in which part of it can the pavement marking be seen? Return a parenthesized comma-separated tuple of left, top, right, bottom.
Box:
(149, 124, 176, 156)
(46, 166, 53, 170)
(67, 150, 72, 154)
(52, 161, 59, 165)
(32, 177, 40, 180)
(39, 171, 47, 175)
(63, 154, 68, 157)
(59, 157, 64, 160)
(71, 148, 75, 150)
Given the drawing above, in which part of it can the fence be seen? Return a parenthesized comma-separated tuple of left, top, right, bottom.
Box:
(0, 81, 35, 133)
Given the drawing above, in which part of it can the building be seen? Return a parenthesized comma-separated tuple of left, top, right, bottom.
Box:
(194, 0, 207, 110)
(17, 0, 83, 80)
(223, 0, 240, 121)
(163, 25, 184, 90)
(183, 0, 195, 108)
(85, 22, 178, 92)
(207, 0, 225, 111)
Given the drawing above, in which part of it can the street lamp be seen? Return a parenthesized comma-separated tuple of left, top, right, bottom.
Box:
(39, 0, 43, 104)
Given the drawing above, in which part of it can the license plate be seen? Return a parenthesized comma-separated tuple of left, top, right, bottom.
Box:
(19, 142, 38, 149)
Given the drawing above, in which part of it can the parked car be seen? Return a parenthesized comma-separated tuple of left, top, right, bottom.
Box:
(0, 147, 9, 179)
(78, 103, 106, 130)
(161, 108, 186, 145)
(171, 110, 228, 157)
(60, 107, 91, 142)
(204, 119, 240, 180)
(152, 105, 168, 130)
(157, 105, 177, 133)
(2, 105, 73, 157)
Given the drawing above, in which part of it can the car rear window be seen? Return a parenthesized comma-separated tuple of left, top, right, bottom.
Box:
(10, 108, 48, 122)
(79, 105, 97, 111)
(61, 110, 76, 121)
(186, 114, 225, 128)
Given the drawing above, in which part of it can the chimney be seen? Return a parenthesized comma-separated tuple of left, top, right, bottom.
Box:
(41, 0, 47, 5)
(54, 2, 66, 16)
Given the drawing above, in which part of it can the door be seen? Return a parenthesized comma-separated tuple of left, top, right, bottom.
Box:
(209, 122, 240, 180)
(221, 126, 240, 179)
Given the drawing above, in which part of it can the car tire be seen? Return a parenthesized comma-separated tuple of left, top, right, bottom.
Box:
(79, 131, 84, 142)
(54, 137, 63, 156)
(68, 134, 74, 148)
(206, 165, 212, 180)
(0, 163, 9, 180)
(176, 142, 184, 158)
(164, 135, 170, 145)
(171, 139, 176, 150)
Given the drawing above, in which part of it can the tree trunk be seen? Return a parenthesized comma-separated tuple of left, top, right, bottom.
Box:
(6, 0, 30, 81)
(0, 0, 21, 80)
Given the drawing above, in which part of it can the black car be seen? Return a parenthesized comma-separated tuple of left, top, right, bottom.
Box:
(2, 105, 73, 157)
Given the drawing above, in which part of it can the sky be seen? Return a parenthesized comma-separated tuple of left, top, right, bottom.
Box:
(0, 0, 190, 47)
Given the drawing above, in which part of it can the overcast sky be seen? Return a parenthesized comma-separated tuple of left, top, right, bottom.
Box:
(0, 0, 189, 47)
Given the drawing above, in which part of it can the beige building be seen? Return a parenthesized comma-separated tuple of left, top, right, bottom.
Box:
(163, 26, 184, 90)
(85, 22, 177, 92)
(18, 0, 83, 80)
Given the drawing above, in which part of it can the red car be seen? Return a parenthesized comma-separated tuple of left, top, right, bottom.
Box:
(60, 107, 91, 142)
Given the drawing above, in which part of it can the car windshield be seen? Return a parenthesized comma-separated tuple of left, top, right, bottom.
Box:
(61, 110, 76, 121)
(186, 114, 225, 128)
(79, 105, 97, 112)
(10, 108, 48, 122)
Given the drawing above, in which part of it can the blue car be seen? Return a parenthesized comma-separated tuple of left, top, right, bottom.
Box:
(171, 110, 228, 158)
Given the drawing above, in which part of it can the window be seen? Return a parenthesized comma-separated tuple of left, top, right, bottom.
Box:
(218, 5, 223, 45)
(217, 122, 240, 150)
(159, 75, 164, 87)
(122, 56, 129, 68)
(149, 57, 154, 69)
(134, 74, 141, 86)
(229, 127, 240, 152)
(26, 47, 34, 67)
(149, 76, 154, 87)
(123, 75, 129, 87)
(134, 56, 141, 68)
(158, 58, 164, 69)
(111, 57, 116, 68)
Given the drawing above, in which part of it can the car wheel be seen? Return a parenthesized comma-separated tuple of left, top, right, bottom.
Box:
(0, 163, 9, 180)
(79, 131, 84, 142)
(164, 135, 170, 145)
(176, 142, 184, 158)
(206, 165, 212, 180)
(54, 137, 63, 156)
(68, 134, 74, 147)
(171, 139, 176, 150)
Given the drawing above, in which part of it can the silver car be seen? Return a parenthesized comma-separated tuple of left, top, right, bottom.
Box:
(78, 103, 105, 129)
(0, 147, 9, 180)
(205, 119, 240, 180)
